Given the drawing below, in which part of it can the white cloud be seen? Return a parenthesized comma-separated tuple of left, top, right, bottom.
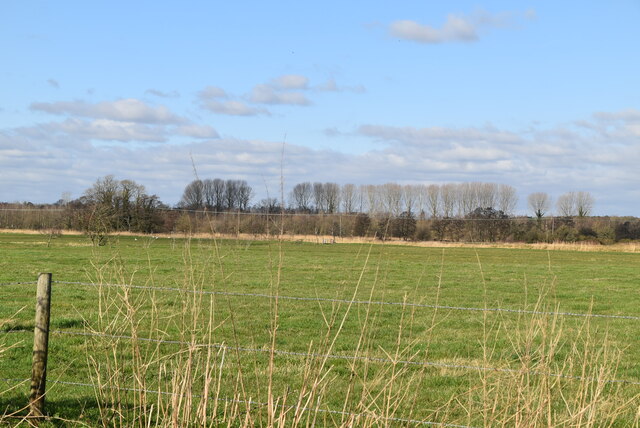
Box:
(358, 124, 521, 146)
(315, 78, 366, 93)
(197, 85, 275, 115)
(390, 16, 477, 43)
(15, 119, 220, 144)
(197, 86, 228, 99)
(30, 98, 186, 124)
(197, 76, 362, 116)
(200, 99, 270, 116)
(47, 118, 168, 142)
(249, 84, 311, 106)
(145, 89, 180, 98)
(26, 96, 221, 142)
(592, 108, 640, 123)
(323, 127, 342, 137)
(389, 9, 532, 44)
(577, 109, 640, 140)
(2, 108, 638, 214)
(270, 74, 309, 90)
(352, 116, 639, 205)
(176, 124, 220, 139)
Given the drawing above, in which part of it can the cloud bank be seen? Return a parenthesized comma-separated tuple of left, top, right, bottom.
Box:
(31, 98, 186, 124)
(1, 108, 638, 214)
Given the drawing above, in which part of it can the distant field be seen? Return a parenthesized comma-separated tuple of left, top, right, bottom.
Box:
(2, 232, 640, 426)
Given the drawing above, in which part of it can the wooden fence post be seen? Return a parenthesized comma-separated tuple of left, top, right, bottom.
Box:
(29, 273, 52, 421)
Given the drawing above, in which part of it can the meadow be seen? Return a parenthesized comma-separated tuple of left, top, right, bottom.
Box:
(1, 231, 640, 426)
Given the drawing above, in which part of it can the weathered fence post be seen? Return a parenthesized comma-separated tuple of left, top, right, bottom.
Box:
(29, 273, 52, 421)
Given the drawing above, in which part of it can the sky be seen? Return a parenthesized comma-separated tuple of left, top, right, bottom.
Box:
(1, 1, 639, 215)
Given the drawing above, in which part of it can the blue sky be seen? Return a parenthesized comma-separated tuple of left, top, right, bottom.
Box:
(1, 1, 639, 215)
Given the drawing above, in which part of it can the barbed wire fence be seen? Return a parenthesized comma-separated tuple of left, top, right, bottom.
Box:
(2, 277, 640, 425)
(4, 280, 640, 321)
(0, 377, 475, 428)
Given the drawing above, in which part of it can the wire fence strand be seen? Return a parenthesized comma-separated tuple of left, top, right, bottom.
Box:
(53, 280, 640, 321)
(0, 377, 475, 428)
(39, 329, 640, 386)
(0, 281, 36, 287)
(5, 328, 639, 385)
(0, 205, 562, 221)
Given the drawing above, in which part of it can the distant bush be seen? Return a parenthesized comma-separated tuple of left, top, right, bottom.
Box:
(414, 223, 431, 241)
(615, 221, 640, 241)
(391, 211, 417, 240)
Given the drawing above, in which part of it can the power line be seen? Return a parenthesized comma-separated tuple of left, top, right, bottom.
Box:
(53, 281, 640, 321)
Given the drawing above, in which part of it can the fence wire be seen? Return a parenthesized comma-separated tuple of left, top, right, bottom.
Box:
(0, 281, 36, 287)
(5, 328, 640, 386)
(0, 377, 475, 428)
(40, 329, 640, 386)
(0, 205, 556, 221)
(53, 280, 640, 321)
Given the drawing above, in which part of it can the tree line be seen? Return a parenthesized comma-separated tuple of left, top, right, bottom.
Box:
(178, 179, 252, 211)
(175, 179, 595, 221)
(286, 182, 519, 217)
(3, 175, 639, 245)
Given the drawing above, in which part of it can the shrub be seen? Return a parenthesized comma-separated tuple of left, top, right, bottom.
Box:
(615, 221, 640, 241)
(391, 211, 417, 240)
(353, 213, 371, 237)
(413, 224, 431, 241)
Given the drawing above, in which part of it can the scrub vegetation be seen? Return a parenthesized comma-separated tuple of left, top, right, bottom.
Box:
(3, 176, 640, 246)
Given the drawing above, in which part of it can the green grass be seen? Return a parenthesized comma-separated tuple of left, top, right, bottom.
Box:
(1, 232, 640, 426)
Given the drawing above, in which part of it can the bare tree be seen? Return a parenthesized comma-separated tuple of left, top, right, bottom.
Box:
(457, 183, 477, 216)
(477, 182, 497, 209)
(528, 192, 551, 219)
(575, 191, 594, 217)
(84, 176, 163, 235)
(117, 179, 146, 229)
(324, 182, 340, 213)
(497, 184, 518, 215)
(440, 183, 457, 218)
(402, 185, 420, 215)
(556, 192, 576, 217)
(290, 182, 313, 212)
(85, 175, 119, 206)
(225, 180, 240, 210)
(341, 184, 357, 213)
(255, 197, 280, 213)
(425, 184, 440, 218)
(237, 180, 253, 211)
(381, 183, 402, 216)
(355, 184, 366, 213)
(202, 179, 215, 209)
(313, 182, 327, 212)
(60, 192, 72, 206)
(211, 178, 226, 212)
(365, 184, 380, 215)
(180, 179, 204, 209)
(414, 184, 427, 218)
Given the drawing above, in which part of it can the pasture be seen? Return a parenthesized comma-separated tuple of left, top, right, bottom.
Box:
(1, 232, 640, 426)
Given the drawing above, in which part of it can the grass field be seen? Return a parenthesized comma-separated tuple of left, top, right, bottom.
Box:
(1, 231, 640, 426)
